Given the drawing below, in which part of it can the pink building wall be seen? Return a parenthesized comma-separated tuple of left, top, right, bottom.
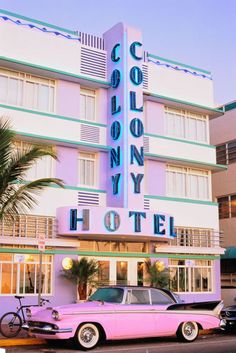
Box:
(56, 80, 80, 118)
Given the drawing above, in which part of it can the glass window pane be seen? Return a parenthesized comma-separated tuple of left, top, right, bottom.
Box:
(216, 144, 227, 164)
(38, 84, 49, 111)
(218, 196, 230, 219)
(231, 195, 236, 217)
(1, 264, 12, 294)
(0, 75, 7, 103)
(80, 94, 86, 120)
(25, 81, 36, 108)
(151, 289, 173, 304)
(116, 261, 127, 285)
(8, 78, 19, 105)
(86, 96, 95, 121)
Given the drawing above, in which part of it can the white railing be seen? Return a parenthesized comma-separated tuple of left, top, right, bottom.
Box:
(0, 214, 56, 239)
(170, 229, 222, 248)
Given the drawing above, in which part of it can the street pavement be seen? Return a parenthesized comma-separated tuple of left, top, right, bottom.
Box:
(1, 331, 236, 353)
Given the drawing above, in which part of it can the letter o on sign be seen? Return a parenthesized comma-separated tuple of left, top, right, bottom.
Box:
(130, 66, 143, 85)
(111, 69, 121, 88)
(111, 121, 121, 140)
(104, 211, 120, 232)
(130, 118, 144, 137)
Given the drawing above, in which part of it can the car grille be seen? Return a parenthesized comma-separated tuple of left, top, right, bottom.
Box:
(28, 321, 58, 329)
(222, 311, 236, 318)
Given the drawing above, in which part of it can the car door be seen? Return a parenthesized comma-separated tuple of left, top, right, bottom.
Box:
(113, 288, 156, 339)
(150, 288, 178, 335)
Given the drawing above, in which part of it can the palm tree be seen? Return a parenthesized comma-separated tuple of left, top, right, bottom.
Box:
(0, 119, 64, 220)
(144, 259, 169, 289)
(62, 257, 99, 300)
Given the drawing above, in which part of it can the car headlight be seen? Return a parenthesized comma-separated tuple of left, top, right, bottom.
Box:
(26, 308, 32, 319)
(52, 310, 61, 321)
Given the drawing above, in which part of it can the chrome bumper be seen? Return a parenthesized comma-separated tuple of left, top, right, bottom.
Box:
(22, 323, 72, 334)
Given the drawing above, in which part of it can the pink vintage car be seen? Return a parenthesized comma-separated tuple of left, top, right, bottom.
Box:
(23, 286, 225, 350)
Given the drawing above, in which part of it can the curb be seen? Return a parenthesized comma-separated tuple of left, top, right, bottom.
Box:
(0, 330, 217, 347)
(0, 338, 46, 347)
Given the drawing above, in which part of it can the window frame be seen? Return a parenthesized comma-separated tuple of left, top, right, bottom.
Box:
(0, 253, 53, 296)
(80, 88, 96, 122)
(169, 259, 213, 293)
(78, 151, 97, 187)
(216, 140, 236, 165)
(218, 194, 236, 219)
(164, 106, 209, 144)
(166, 164, 211, 201)
(0, 67, 56, 113)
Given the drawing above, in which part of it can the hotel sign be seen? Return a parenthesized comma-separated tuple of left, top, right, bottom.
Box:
(57, 206, 176, 239)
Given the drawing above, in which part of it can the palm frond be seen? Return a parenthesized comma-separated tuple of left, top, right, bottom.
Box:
(0, 178, 64, 219)
(0, 119, 15, 171)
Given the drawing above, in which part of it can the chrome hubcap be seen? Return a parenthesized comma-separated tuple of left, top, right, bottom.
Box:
(183, 322, 196, 338)
(81, 327, 96, 343)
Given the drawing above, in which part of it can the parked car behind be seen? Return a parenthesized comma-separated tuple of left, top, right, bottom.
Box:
(221, 305, 236, 332)
(23, 286, 224, 350)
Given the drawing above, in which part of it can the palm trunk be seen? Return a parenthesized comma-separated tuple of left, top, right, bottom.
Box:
(78, 282, 87, 300)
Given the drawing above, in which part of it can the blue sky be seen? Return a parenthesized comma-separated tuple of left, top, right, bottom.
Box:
(0, 0, 235, 105)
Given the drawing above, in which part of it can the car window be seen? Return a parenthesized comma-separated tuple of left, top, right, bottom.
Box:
(128, 289, 150, 304)
(89, 288, 124, 303)
(151, 289, 174, 304)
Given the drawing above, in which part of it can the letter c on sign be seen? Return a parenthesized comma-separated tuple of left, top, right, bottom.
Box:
(111, 43, 121, 62)
(130, 41, 142, 60)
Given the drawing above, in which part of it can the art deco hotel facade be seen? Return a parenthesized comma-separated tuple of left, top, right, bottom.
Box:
(0, 9, 226, 313)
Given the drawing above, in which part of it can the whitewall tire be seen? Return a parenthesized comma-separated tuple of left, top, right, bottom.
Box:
(75, 323, 100, 350)
(177, 321, 199, 342)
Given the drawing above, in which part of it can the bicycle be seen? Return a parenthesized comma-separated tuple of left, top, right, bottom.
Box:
(0, 295, 50, 338)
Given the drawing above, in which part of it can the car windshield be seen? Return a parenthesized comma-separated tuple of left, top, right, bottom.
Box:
(89, 288, 124, 303)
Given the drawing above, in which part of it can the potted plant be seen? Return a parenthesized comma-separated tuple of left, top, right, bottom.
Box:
(62, 257, 99, 300)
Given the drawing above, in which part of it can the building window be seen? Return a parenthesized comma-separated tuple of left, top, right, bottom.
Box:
(0, 67, 55, 113)
(169, 259, 213, 293)
(0, 253, 53, 295)
(216, 140, 236, 165)
(166, 165, 210, 200)
(78, 152, 96, 187)
(14, 141, 55, 180)
(80, 88, 96, 121)
(165, 107, 208, 143)
(218, 194, 236, 219)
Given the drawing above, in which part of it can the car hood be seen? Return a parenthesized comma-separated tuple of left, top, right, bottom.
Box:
(30, 301, 115, 321)
(222, 305, 236, 312)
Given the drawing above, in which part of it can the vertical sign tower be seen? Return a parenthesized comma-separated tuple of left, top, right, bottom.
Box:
(104, 23, 144, 212)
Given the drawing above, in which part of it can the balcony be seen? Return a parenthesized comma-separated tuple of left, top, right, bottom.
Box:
(0, 214, 56, 239)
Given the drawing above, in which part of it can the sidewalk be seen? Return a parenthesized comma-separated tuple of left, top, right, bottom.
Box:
(0, 330, 45, 347)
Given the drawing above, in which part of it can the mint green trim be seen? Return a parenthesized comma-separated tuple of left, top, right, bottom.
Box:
(0, 247, 220, 260)
(17, 180, 106, 193)
(0, 103, 107, 127)
(224, 101, 236, 112)
(0, 9, 77, 35)
(16, 131, 110, 151)
(148, 53, 211, 75)
(52, 184, 106, 193)
(145, 194, 218, 206)
(145, 152, 227, 170)
(145, 92, 224, 115)
(145, 133, 216, 149)
(0, 56, 110, 86)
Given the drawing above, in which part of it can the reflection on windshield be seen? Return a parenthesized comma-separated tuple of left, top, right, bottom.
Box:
(89, 288, 124, 303)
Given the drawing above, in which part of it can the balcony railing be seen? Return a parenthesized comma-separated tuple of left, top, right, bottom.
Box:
(0, 215, 56, 239)
(170, 229, 222, 248)
(221, 273, 236, 288)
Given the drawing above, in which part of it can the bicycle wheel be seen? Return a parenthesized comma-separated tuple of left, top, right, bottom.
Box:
(0, 312, 22, 337)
